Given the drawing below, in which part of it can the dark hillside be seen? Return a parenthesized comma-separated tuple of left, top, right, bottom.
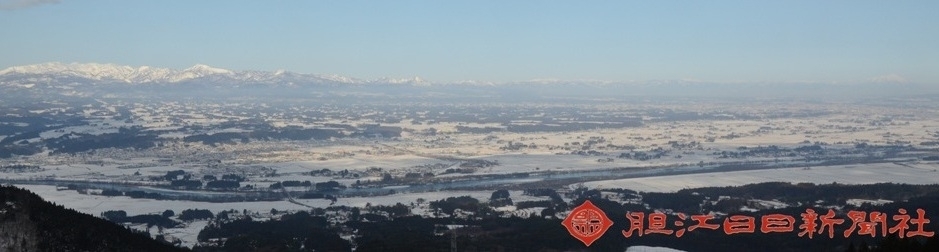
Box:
(0, 185, 186, 252)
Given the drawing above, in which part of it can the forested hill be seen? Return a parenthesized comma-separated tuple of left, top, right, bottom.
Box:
(0, 185, 185, 252)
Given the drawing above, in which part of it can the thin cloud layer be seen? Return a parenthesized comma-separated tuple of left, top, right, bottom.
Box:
(0, 0, 59, 10)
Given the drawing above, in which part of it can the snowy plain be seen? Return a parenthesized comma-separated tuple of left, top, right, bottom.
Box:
(582, 162, 939, 193)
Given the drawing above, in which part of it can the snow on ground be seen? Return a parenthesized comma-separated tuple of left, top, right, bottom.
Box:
(11, 184, 315, 248)
(11, 184, 311, 216)
(749, 199, 790, 209)
(295, 190, 493, 209)
(845, 198, 893, 207)
(0, 162, 197, 181)
(11, 184, 509, 217)
(582, 162, 939, 193)
(508, 190, 551, 202)
(265, 154, 440, 173)
(625, 245, 686, 252)
(3, 103, 938, 249)
(8, 184, 521, 247)
(122, 218, 215, 248)
(165, 220, 208, 248)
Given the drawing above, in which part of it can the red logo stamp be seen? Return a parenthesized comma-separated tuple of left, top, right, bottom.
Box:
(562, 200, 613, 247)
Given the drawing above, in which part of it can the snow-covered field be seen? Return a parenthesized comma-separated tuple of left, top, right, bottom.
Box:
(11, 184, 549, 217)
(625, 246, 686, 252)
(3, 98, 939, 249)
(582, 162, 939, 193)
(12, 184, 550, 248)
(12, 184, 310, 216)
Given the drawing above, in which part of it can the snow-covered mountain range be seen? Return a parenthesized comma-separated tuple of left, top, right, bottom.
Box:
(0, 62, 429, 86)
(0, 62, 932, 99)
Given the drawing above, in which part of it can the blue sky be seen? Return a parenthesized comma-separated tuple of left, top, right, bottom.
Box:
(1, 0, 936, 83)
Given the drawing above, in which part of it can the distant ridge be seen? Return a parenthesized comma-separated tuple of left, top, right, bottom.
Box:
(0, 62, 435, 86)
(0, 62, 362, 85)
(0, 62, 934, 99)
(0, 62, 924, 87)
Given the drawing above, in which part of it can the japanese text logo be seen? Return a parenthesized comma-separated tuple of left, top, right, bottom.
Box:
(562, 200, 613, 247)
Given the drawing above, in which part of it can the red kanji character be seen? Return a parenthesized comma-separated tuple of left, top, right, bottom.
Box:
(843, 210, 869, 238)
(645, 212, 674, 235)
(673, 213, 687, 238)
(868, 211, 888, 237)
(818, 209, 844, 238)
(907, 208, 935, 238)
(799, 209, 818, 238)
(723, 215, 755, 235)
(761, 214, 795, 233)
(688, 214, 719, 232)
(622, 212, 644, 238)
(889, 208, 911, 238)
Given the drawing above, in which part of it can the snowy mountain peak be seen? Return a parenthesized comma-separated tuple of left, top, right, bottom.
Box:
(2, 63, 429, 86)
(1, 62, 168, 82)
(371, 76, 428, 85)
(168, 64, 234, 82)
(0, 62, 368, 85)
(184, 64, 232, 74)
(0, 62, 121, 76)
